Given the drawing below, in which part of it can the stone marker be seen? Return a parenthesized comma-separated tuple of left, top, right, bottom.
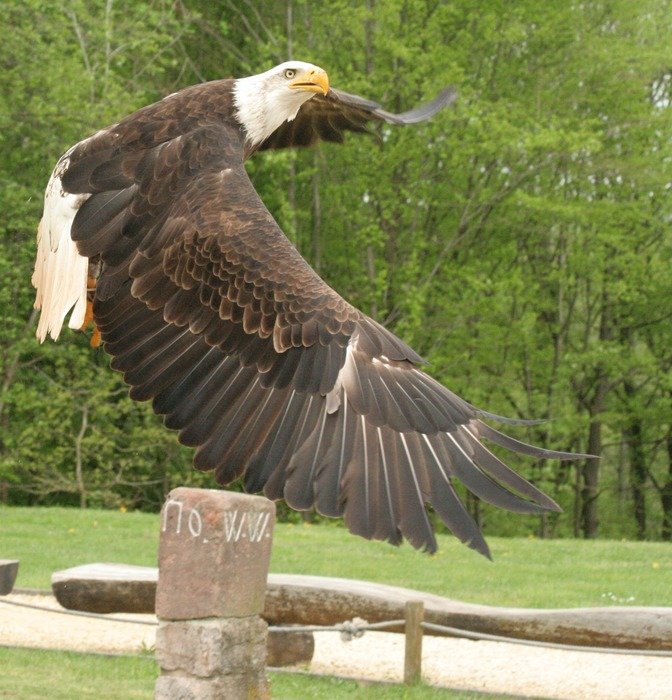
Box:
(154, 487, 275, 700)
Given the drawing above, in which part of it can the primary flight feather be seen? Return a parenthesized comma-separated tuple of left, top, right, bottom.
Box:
(33, 61, 576, 557)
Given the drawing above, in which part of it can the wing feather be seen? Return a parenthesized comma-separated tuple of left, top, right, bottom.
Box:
(257, 86, 457, 152)
(50, 77, 577, 557)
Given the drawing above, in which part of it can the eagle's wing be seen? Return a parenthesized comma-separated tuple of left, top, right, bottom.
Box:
(58, 116, 575, 557)
(256, 86, 457, 151)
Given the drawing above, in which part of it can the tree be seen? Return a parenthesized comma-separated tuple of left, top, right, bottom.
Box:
(2, 1, 672, 545)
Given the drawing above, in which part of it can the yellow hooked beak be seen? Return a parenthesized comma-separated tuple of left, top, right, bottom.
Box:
(288, 68, 329, 95)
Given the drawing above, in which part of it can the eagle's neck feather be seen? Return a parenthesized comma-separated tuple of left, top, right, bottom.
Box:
(233, 73, 309, 147)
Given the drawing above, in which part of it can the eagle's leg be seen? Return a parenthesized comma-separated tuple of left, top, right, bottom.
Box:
(80, 276, 101, 347)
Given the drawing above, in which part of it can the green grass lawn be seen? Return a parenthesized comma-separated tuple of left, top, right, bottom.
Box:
(2, 505, 670, 608)
(0, 648, 155, 700)
(0, 648, 491, 699)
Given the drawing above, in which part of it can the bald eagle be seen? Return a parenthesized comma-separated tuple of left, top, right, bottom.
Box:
(33, 61, 574, 557)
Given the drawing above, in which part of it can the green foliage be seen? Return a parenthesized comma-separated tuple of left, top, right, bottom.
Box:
(0, 0, 201, 509)
(1, 1, 672, 541)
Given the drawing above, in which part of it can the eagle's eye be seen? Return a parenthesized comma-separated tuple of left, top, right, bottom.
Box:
(284, 68, 296, 79)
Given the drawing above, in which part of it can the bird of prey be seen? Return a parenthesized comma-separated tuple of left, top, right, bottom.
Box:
(33, 61, 575, 557)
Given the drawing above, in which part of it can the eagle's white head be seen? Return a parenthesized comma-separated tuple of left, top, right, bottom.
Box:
(233, 61, 329, 147)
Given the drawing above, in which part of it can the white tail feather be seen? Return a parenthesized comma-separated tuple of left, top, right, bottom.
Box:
(32, 155, 90, 342)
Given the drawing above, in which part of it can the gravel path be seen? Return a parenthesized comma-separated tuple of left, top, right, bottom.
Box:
(2, 592, 672, 699)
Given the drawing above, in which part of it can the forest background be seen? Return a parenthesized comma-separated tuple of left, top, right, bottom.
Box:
(1, 0, 671, 544)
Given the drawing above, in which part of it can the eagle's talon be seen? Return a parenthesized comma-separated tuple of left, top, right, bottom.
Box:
(80, 300, 94, 330)
(80, 277, 100, 346)
(90, 326, 102, 348)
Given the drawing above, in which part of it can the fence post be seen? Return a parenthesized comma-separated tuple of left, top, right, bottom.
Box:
(404, 600, 424, 685)
(154, 487, 275, 699)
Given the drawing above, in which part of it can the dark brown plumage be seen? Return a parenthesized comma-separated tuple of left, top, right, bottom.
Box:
(254, 85, 457, 152)
(34, 62, 579, 557)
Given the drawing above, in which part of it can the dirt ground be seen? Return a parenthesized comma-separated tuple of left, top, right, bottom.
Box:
(1, 592, 672, 699)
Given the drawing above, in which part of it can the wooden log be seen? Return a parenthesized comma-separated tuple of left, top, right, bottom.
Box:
(267, 628, 315, 667)
(265, 574, 672, 651)
(52, 563, 156, 614)
(0, 559, 19, 595)
(51, 565, 672, 651)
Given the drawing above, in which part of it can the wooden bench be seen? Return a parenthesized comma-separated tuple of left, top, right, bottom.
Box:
(51, 563, 672, 651)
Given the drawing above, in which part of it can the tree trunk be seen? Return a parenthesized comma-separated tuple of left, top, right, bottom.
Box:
(573, 464, 582, 537)
(622, 386, 647, 539)
(286, 0, 293, 59)
(363, 0, 377, 318)
(581, 419, 601, 538)
(311, 151, 322, 273)
(75, 404, 89, 509)
(662, 428, 672, 541)
(579, 282, 612, 539)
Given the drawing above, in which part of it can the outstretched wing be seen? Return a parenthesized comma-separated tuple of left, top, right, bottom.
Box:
(59, 108, 575, 558)
(256, 86, 457, 151)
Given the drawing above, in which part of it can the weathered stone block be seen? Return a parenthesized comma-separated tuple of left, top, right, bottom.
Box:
(156, 488, 275, 620)
(216, 673, 271, 700)
(155, 674, 270, 700)
(155, 617, 268, 677)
